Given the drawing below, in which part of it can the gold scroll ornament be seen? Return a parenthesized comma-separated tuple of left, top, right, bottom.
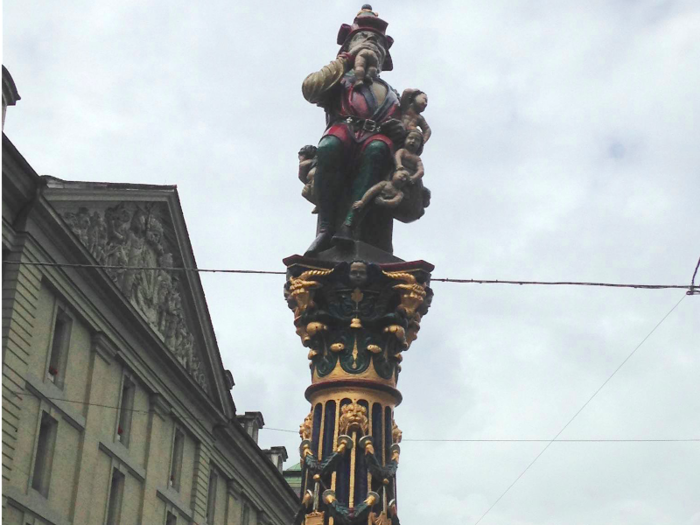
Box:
(288, 269, 334, 319)
(382, 270, 427, 318)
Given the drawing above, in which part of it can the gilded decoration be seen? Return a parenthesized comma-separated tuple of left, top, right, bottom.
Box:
(299, 412, 313, 441)
(338, 401, 369, 435)
(370, 512, 392, 525)
(284, 260, 432, 382)
(391, 419, 402, 444)
(62, 203, 208, 391)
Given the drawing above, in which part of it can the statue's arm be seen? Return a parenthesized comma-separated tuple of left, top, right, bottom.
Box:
(394, 149, 406, 169)
(302, 55, 351, 105)
(411, 158, 425, 182)
(418, 115, 432, 143)
(354, 182, 385, 209)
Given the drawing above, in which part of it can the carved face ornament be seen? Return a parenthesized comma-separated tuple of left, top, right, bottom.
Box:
(349, 262, 368, 288)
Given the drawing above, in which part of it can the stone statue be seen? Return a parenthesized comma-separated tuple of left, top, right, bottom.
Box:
(393, 129, 425, 184)
(298, 145, 318, 212)
(302, 5, 427, 255)
(400, 89, 431, 144)
(300, 6, 433, 258)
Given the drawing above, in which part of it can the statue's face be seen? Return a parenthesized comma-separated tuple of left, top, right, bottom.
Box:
(405, 132, 422, 152)
(349, 262, 368, 288)
(414, 93, 428, 112)
(348, 31, 386, 70)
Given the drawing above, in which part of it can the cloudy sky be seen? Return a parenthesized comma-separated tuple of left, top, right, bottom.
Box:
(4, 1, 700, 523)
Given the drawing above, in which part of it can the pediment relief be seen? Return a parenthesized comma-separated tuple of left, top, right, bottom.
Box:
(60, 201, 209, 393)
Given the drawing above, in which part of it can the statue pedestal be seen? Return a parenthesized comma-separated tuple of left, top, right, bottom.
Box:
(284, 256, 433, 525)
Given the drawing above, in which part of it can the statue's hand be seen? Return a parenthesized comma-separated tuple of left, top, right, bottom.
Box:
(352, 201, 364, 210)
(380, 119, 407, 145)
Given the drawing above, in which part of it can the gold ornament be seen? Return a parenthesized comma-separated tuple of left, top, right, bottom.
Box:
(382, 271, 427, 318)
(370, 512, 393, 525)
(338, 401, 369, 435)
(299, 412, 313, 441)
(392, 419, 402, 444)
(288, 269, 333, 318)
(384, 324, 407, 348)
(305, 511, 325, 525)
(367, 344, 382, 354)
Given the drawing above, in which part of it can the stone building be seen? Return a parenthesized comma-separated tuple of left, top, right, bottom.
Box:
(2, 68, 298, 525)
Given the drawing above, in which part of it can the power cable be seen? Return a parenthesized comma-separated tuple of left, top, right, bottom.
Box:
(2, 260, 695, 291)
(472, 293, 687, 525)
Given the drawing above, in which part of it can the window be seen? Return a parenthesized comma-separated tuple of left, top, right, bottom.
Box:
(47, 308, 72, 388)
(166, 511, 177, 525)
(241, 503, 250, 525)
(105, 468, 125, 525)
(169, 428, 185, 490)
(31, 412, 58, 497)
(206, 465, 218, 524)
(117, 377, 135, 446)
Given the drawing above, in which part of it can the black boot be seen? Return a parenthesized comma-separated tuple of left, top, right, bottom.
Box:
(332, 222, 355, 246)
(305, 226, 334, 256)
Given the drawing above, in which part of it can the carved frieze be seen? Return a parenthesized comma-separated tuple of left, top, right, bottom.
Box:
(62, 203, 208, 392)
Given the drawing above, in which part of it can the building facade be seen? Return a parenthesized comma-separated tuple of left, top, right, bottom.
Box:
(2, 70, 298, 525)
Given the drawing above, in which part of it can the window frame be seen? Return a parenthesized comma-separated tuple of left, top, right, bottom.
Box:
(206, 463, 219, 524)
(165, 510, 178, 525)
(105, 467, 125, 525)
(116, 375, 136, 447)
(169, 427, 185, 491)
(46, 303, 73, 389)
(30, 411, 58, 497)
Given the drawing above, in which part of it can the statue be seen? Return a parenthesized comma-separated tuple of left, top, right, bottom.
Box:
(287, 9, 436, 525)
(298, 145, 318, 212)
(400, 89, 431, 144)
(300, 6, 432, 258)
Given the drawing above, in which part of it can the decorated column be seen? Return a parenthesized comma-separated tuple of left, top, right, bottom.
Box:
(284, 6, 434, 525)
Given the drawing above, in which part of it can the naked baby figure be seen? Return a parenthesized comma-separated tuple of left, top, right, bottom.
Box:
(400, 89, 431, 144)
(394, 130, 425, 185)
(354, 49, 379, 87)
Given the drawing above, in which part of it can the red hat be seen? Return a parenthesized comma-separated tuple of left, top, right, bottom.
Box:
(337, 5, 394, 71)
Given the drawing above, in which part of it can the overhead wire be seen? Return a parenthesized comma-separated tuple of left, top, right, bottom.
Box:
(2, 260, 696, 291)
(471, 293, 687, 525)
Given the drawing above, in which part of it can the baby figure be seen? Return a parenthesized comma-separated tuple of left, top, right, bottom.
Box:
(353, 49, 379, 87)
(400, 89, 431, 144)
(298, 145, 318, 212)
(394, 130, 425, 185)
(353, 169, 409, 213)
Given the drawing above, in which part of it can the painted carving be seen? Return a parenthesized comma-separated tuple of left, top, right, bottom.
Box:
(391, 419, 402, 444)
(338, 401, 369, 435)
(299, 411, 314, 441)
(62, 203, 208, 392)
(299, 6, 433, 256)
(298, 145, 318, 213)
(284, 260, 432, 380)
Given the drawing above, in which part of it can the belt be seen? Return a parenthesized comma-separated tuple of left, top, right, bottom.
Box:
(344, 116, 380, 133)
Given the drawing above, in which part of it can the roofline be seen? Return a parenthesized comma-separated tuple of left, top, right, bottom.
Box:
(42, 175, 177, 192)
